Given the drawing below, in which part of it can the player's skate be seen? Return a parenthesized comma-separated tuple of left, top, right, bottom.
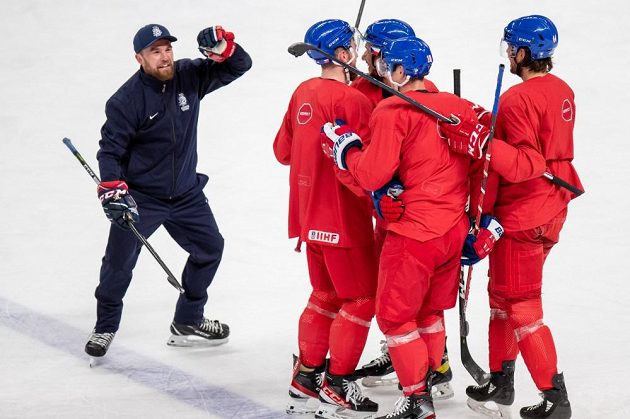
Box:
(466, 360, 515, 418)
(429, 349, 454, 400)
(167, 318, 229, 347)
(85, 330, 115, 367)
(316, 373, 378, 418)
(519, 373, 571, 419)
(376, 392, 435, 419)
(358, 341, 397, 387)
(286, 355, 325, 415)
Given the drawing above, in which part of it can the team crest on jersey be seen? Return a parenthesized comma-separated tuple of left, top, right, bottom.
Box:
(178, 93, 190, 111)
(297, 103, 313, 125)
(561, 99, 573, 122)
(308, 230, 340, 244)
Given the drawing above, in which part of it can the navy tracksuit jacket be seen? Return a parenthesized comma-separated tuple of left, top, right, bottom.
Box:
(94, 45, 252, 332)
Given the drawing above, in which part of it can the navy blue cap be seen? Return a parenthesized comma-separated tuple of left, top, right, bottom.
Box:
(133, 24, 177, 53)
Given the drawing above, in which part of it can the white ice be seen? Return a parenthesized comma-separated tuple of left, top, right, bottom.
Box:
(0, 0, 628, 418)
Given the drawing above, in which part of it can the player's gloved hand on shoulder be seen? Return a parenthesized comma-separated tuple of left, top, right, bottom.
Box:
(197, 26, 236, 62)
(471, 103, 492, 128)
(321, 119, 362, 170)
(97, 180, 139, 230)
(438, 115, 489, 160)
(371, 180, 405, 222)
(461, 215, 504, 265)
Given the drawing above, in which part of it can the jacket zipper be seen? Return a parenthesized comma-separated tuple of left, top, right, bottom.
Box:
(163, 83, 176, 199)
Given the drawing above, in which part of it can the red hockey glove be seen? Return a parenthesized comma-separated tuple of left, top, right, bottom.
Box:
(371, 180, 405, 222)
(461, 215, 503, 265)
(97, 180, 139, 230)
(438, 115, 490, 160)
(321, 120, 362, 170)
(379, 196, 404, 222)
(472, 103, 492, 128)
(197, 26, 236, 63)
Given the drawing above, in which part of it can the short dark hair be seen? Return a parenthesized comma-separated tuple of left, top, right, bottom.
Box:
(518, 47, 553, 72)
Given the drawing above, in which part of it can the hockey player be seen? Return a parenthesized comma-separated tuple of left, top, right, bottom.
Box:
(351, 18, 454, 401)
(274, 19, 379, 418)
(322, 36, 478, 419)
(85, 24, 252, 360)
(440, 15, 582, 419)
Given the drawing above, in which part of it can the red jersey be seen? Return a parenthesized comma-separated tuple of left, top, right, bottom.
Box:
(483, 73, 583, 231)
(351, 76, 439, 108)
(273, 77, 375, 248)
(344, 91, 471, 242)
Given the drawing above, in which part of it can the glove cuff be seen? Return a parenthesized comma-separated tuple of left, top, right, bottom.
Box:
(333, 133, 362, 170)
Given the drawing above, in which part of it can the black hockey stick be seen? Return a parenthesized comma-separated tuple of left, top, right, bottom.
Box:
(62, 137, 185, 294)
(454, 68, 490, 385)
(288, 42, 459, 124)
(354, 0, 367, 29)
(543, 171, 584, 197)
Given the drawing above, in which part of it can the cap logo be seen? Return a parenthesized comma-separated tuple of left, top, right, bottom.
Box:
(152, 26, 162, 38)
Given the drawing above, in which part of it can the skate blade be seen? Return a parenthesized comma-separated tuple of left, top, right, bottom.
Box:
(315, 403, 377, 419)
(361, 374, 399, 387)
(167, 334, 229, 347)
(432, 381, 454, 400)
(286, 396, 320, 415)
(466, 398, 512, 418)
(88, 356, 104, 368)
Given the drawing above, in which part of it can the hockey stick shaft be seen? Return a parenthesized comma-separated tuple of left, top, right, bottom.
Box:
(354, 0, 367, 29)
(455, 69, 489, 384)
(62, 137, 185, 294)
(287, 42, 459, 124)
(459, 66, 505, 385)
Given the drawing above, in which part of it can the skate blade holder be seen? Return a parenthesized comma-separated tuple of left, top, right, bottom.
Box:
(286, 396, 319, 415)
(467, 398, 512, 418)
(166, 334, 229, 347)
(315, 403, 377, 419)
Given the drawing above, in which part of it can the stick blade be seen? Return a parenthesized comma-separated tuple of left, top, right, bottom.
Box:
(288, 42, 313, 57)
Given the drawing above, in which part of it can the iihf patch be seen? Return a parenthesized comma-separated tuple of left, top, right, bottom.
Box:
(308, 230, 340, 244)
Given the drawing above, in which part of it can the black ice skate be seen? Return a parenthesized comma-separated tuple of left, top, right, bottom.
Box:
(520, 373, 571, 419)
(428, 348, 454, 400)
(286, 355, 325, 415)
(358, 341, 397, 387)
(376, 392, 435, 419)
(167, 318, 229, 347)
(85, 330, 115, 367)
(316, 373, 378, 418)
(466, 360, 515, 418)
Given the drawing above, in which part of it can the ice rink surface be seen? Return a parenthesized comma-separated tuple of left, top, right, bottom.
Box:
(1, 1, 629, 417)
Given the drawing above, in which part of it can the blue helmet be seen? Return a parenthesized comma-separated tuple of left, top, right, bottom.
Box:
(304, 19, 355, 65)
(380, 36, 433, 78)
(364, 19, 415, 50)
(503, 15, 558, 59)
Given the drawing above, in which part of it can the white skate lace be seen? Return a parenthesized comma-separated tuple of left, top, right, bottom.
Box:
(89, 332, 115, 347)
(366, 341, 391, 367)
(199, 318, 223, 334)
(524, 393, 546, 411)
(387, 396, 410, 418)
(343, 380, 367, 403)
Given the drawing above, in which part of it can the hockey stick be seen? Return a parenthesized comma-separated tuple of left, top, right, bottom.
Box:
(459, 65, 506, 385)
(543, 171, 584, 197)
(453, 68, 490, 385)
(354, 0, 367, 29)
(288, 42, 459, 124)
(62, 137, 185, 294)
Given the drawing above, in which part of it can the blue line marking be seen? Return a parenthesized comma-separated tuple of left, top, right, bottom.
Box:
(0, 296, 288, 418)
